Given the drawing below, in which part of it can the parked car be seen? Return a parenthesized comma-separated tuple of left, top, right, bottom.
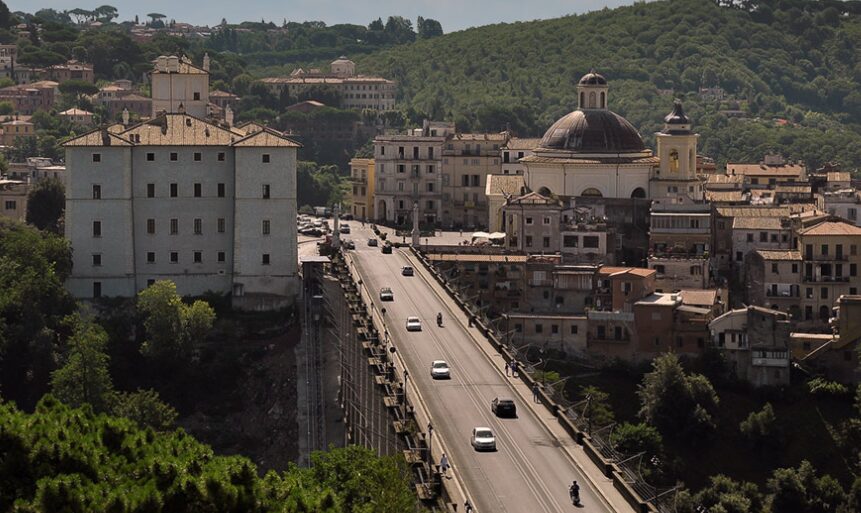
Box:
(368, 238, 378, 247)
(342, 239, 355, 250)
(379, 287, 394, 301)
(339, 224, 351, 234)
(491, 397, 517, 418)
(405, 316, 422, 331)
(430, 360, 450, 379)
(401, 266, 414, 276)
(471, 427, 497, 451)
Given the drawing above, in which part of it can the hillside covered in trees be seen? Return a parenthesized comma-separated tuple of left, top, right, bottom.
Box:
(353, 0, 861, 170)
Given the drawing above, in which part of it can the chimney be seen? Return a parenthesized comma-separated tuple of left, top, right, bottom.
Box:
(122, 108, 129, 126)
(157, 55, 168, 72)
(202, 52, 210, 72)
(177, 102, 185, 114)
(225, 105, 234, 127)
(101, 127, 111, 146)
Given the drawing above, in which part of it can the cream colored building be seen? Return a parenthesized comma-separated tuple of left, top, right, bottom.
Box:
(0, 179, 28, 222)
(63, 113, 301, 309)
(151, 55, 210, 118)
(349, 158, 375, 221)
(442, 132, 506, 228)
(486, 174, 526, 232)
(260, 57, 396, 112)
(797, 220, 861, 324)
(60, 108, 94, 127)
(650, 100, 703, 203)
(726, 155, 807, 186)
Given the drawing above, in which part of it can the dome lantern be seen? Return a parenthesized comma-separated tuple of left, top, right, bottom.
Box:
(577, 70, 609, 110)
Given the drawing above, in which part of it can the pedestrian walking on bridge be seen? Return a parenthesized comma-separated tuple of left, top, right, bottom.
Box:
(532, 383, 540, 403)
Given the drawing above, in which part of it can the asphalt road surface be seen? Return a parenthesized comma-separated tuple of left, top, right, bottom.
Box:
(343, 223, 624, 513)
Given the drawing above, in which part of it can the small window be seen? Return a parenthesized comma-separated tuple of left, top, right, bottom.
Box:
(170, 251, 178, 263)
(217, 183, 225, 197)
(193, 92, 200, 101)
(93, 221, 101, 237)
(194, 152, 201, 161)
(146, 153, 155, 161)
(147, 183, 155, 198)
(92, 153, 101, 162)
(92, 254, 101, 267)
(146, 219, 155, 234)
(93, 281, 102, 298)
(217, 152, 225, 161)
(262, 219, 270, 235)
(217, 218, 225, 233)
(570, 325, 578, 334)
(217, 251, 225, 263)
(262, 154, 271, 163)
(146, 251, 155, 263)
(525, 217, 533, 225)
(262, 254, 271, 265)
(535, 324, 543, 334)
(194, 183, 202, 197)
(170, 152, 178, 161)
(92, 185, 101, 199)
(170, 183, 178, 197)
(193, 251, 202, 263)
(194, 218, 202, 235)
(147, 279, 155, 287)
(262, 184, 271, 199)
(170, 218, 178, 235)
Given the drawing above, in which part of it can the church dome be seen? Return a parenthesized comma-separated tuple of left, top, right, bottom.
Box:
(539, 109, 646, 153)
(578, 71, 607, 85)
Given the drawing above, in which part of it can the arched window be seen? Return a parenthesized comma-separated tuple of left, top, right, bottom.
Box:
(589, 92, 596, 108)
(600, 92, 605, 109)
(669, 150, 680, 173)
(630, 187, 646, 198)
(581, 188, 603, 197)
(579, 92, 585, 109)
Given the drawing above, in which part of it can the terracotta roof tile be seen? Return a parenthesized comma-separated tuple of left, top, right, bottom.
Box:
(798, 221, 861, 236)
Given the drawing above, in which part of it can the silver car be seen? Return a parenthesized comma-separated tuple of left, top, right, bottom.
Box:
(471, 427, 496, 451)
(406, 316, 422, 331)
(430, 360, 450, 379)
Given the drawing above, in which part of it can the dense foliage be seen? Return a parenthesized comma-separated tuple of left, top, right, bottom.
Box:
(0, 397, 417, 513)
(25, 177, 65, 233)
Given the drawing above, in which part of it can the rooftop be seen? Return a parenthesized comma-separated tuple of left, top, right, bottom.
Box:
(732, 217, 784, 230)
(705, 191, 746, 202)
(635, 293, 681, 307)
(678, 289, 718, 307)
(706, 174, 745, 185)
(426, 254, 529, 263)
(798, 221, 861, 237)
(486, 174, 526, 197)
(755, 249, 802, 261)
(726, 163, 806, 176)
(503, 137, 542, 150)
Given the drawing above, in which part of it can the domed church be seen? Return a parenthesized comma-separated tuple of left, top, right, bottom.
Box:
(520, 71, 699, 202)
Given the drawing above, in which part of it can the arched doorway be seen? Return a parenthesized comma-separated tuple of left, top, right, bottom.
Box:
(630, 187, 646, 198)
(377, 200, 387, 222)
(580, 188, 603, 197)
(538, 186, 552, 196)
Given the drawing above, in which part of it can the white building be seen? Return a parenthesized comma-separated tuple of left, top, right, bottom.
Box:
(63, 113, 301, 309)
(151, 55, 210, 118)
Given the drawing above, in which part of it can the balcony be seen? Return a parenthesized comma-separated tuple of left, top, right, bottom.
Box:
(752, 357, 789, 368)
(587, 310, 635, 322)
(804, 253, 848, 262)
(802, 275, 850, 283)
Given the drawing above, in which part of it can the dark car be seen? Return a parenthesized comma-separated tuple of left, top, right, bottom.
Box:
(491, 397, 517, 418)
(401, 266, 414, 276)
(381, 243, 392, 254)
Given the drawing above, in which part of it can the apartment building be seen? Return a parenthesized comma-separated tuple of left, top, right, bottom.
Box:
(59, 108, 94, 127)
(373, 122, 451, 225)
(0, 179, 27, 221)
(794, 295, 861, 384)
(648, 202, 711, 291)
(0, 81, 57, 115)
(503, 192, 562, 253)
(151, 55, 210, 118)
(709, 306, 791, 387)
(0, 118, 35, 147)
(726, 154, 807, 187)
(442, 132, 506, 228)
(486, 174, 526, 232)
(731, 217, 792, 267)
(746, 250, 802, 317)
(797, 220, 861, 324)
(0, 44, 15, 80)
(63, 113, 301, 309)
(349, 157, 375, 221)
(260, 57, 397, 111)
(43, 60, 94, 83)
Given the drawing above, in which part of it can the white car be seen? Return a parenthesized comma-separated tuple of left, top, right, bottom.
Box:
(471, 427, 497, 451)
(430, 360, 450, 379)
(379, 287, 394, 301)
(406, 316, 422, 331)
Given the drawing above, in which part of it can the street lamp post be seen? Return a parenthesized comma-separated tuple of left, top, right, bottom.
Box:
(427, 422, 433, 465)
(402, 369, 410, 412)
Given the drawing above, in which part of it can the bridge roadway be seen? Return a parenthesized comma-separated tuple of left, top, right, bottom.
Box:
(343, 225, 635, 513)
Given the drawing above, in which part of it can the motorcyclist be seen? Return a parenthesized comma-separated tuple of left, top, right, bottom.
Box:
(569, 480, 580, 504)
(437, 312, 443, 325)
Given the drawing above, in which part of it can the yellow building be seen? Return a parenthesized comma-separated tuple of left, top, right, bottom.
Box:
(441, 132, 507, 229)
(349, 158, 375, 221)
(797, 220, 861, 325)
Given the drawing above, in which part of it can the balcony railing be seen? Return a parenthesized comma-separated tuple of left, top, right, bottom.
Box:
(804, 254, 848, 261)
(803, 275, 850, 283)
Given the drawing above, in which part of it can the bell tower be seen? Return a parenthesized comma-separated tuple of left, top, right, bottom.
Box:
(656, 99, 698, 180)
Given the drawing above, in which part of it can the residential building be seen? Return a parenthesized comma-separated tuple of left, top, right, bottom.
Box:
(151, 55, 210, 118)
(503, 192, 562, 253)
(0, 118, 35, 147)
(43, 60, 94, 83)
(500, 136, 540, 176)
(63, 113, 301, 309)
(0, 179, 28, 221)
(648, 202, 711, 291)
(709, 306, 791, 387)
(746, 249, 802, 318)
(726, 154, 807, 187)
(6, 157, 65, 183)
(0, 81, 57, 115)
(102, 94, 152, 121)
(797, 220, 861, 325)
(0, 44, 16, 80)
(59, 108, 95, 127)
(794, 295, 861, 384)
(209, 89, 240, 112)
(349, 157, 375, 221)
(260, 57, 397, 111)
(442, 132, 506, 228)
(560, 206, 617, 265)
(373, 121, 451, 225)
(731, 217, 792, 266)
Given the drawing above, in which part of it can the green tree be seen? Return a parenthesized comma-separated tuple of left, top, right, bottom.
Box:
(637, 353, 720, 440)
(137, 280, 215, 362)
(611, 422, 663, 459)
(417, 16, 443, 38)
(0, 100, 12, 115)
(26, 177, 65, 233)
(50, 315, 114, 412)
(110, 389, 178, 431)
(580, 385, 615, 428)
(739, 402, 779, 448)
(58, 79, 99, 97)
(767, 460, 846, 513)
(0, 1, 12, 29)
